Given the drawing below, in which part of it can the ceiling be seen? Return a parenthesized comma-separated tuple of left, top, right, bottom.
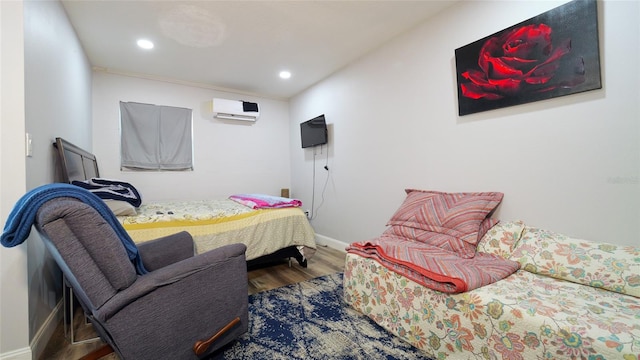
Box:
(61, 1, 457, 99)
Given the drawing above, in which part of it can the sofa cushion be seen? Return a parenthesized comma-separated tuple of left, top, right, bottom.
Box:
(384, 189, 503, 258)
(511, 226, 640, 298)
(345, 252, 640, 360)
(476, 220, 525, 259)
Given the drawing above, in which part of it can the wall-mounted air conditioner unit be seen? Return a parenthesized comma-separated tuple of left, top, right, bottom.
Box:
(212, 98, 260, 121)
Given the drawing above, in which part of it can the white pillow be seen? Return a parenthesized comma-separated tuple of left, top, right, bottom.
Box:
(103, 200, 137, 216)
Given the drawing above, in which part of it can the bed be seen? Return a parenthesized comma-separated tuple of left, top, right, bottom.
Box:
(53, 137, 316, 267)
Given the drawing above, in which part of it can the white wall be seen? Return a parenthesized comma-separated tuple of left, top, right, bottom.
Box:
(24, 1, 93, 352)
(290, 0, 640, 248)
(92, 72, 292, 201)
(0, 2, 30, 358)
(2, 1, 94, 359)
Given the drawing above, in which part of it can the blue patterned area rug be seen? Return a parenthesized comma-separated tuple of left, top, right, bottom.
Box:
(208, 272, 430, 360)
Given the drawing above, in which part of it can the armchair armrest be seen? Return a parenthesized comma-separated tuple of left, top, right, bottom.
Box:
(95, 242, 247, 322)
(137, 231, 194, 271)
(94, 243, 249, 359)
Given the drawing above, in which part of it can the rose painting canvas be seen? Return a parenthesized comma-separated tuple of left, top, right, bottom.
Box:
(455, 0, 601, 116)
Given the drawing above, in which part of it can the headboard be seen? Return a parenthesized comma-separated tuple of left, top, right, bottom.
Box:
(53, 137, 100, 183)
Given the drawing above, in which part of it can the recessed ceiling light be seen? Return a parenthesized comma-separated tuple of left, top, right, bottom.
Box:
(279, 70, 291, 79)
(137, 39, 154, 50)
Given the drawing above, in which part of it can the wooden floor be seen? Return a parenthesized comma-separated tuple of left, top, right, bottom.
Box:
(38, 245, 346, 360)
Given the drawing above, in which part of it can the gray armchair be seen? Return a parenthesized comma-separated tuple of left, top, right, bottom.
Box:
(34, 197, 248, 360)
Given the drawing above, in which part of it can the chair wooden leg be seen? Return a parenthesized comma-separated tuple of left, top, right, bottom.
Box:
(193, 317, 241, 356)
(78, 344, 114, 360)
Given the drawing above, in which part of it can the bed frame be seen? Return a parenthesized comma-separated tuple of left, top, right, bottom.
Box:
(54, 137, 99, 183)
(53, 137, 307, 268)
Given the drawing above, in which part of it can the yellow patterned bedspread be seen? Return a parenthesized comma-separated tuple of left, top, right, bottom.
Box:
(117, 199, 316, 261)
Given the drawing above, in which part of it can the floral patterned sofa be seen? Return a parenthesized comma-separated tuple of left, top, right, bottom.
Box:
(344, 220, 640, 359)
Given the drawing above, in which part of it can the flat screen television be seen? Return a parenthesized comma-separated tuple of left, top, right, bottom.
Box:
(300, 114, 328, 148)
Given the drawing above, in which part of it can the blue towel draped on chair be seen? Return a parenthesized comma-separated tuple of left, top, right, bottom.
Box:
(1, 183, 147, 274)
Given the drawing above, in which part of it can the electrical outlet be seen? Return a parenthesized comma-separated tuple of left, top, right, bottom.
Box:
(304, 210, 310, 219)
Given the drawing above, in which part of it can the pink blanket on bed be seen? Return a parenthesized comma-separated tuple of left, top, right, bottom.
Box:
(229, 193, 302, 209)
(347, 235, 520, 293)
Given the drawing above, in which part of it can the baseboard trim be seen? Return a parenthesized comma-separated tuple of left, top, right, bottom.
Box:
(0, 347, 31, 360)
(315, 233, 348, 252)
(29, 300, 63, 360)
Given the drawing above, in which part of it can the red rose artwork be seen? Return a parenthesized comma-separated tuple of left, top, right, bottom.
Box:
(455, 0, 601, 116)
(461, 24, 585, 100)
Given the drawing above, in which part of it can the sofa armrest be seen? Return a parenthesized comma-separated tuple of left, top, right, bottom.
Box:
(137, 231, 194, 271)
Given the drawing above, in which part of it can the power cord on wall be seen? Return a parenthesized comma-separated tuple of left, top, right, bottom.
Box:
(308, 144, 329, 221)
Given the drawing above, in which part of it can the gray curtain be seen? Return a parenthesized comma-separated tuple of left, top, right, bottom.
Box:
(120, 101, 193, 170)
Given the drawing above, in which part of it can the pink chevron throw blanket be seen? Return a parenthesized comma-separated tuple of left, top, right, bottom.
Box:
(347, 235, 520, 293)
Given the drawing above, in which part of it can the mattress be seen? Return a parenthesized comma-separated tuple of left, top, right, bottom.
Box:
(117, 199, 317, 261)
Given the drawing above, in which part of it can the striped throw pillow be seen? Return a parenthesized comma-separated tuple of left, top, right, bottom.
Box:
(384, 189, 504, 258)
